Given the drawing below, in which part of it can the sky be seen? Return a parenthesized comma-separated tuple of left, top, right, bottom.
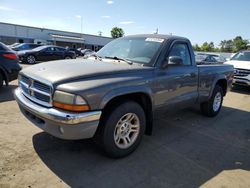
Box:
(0, 0, 249, 46)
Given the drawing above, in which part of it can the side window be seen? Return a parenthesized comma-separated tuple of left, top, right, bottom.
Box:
(56, 47, 65, 52)
(46, 47, 55, 52)
(168, 43, 192, 66)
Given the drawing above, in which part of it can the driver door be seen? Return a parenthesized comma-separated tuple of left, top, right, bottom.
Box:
(154, 41, 199, 110)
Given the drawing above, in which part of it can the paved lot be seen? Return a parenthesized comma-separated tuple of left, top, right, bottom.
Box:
(0, 64, 250, 188)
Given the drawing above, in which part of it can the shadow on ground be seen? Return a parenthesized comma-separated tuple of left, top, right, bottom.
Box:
(32, 105, 250, 188)
(231, 85, 250, 95)
(0, 84, 17, 102)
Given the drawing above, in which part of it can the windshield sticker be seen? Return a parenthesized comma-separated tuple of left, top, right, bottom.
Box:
(145, 38, 164, 43)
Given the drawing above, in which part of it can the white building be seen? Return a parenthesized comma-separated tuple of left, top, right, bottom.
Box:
(0, 22, 113, 51)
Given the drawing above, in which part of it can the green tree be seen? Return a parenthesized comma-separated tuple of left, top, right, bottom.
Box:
(220, 40, 234, 52)
(192, 44, 201, 51)
(111, 27, 125, 38)
(233, 36, 249, 52)
(200, 42, 215, 52)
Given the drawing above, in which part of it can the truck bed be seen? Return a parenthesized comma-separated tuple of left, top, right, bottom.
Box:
(197, 64, 234, 101)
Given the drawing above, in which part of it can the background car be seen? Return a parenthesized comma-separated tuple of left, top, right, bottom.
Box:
(12, 43, 42, 51)
(67, 48, 82, 57)
(7, 43, 20, 48)
(196, 53, 226, 64)
(17, 45, 76, 64)
(225, 50, 250, 87)
(0, 42, 22, 88)
(195, 53, 225, 65)
(81, 49, 95, 57)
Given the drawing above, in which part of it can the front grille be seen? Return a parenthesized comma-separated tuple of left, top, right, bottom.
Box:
(19, 75, 53, 107)
(234, 69, 250, 77)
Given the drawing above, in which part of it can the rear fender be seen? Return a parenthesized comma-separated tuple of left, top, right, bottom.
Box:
(209, 74, 227, 99)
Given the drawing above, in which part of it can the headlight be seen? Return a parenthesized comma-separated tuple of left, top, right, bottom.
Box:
(53, 90, 90, 112)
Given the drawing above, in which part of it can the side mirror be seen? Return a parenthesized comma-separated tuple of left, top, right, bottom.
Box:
(168, 56, 183, 65)
(162, 56, 184, 68)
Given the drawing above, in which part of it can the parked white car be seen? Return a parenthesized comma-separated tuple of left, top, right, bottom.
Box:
(226, 50, 250, 86)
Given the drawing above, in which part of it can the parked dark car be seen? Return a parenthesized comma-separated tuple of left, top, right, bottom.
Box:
(68, 48, 82, 57)
(12, 43, 42, 51)
(17, 45, 76, 64)
(196, 53, 226, 64)
(196, 54, 217, 64)
(0, 42, 22, 89)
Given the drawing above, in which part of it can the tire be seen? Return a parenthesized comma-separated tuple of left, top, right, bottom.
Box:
(26, 55, 36, 64)
(0, 73, 3, 89)
(95, 101, 146, 158)
(200, 85, 223, 117)
(65, 56, 72, 59)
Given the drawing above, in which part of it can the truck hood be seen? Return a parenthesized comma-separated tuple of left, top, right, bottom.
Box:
(21, 59, 153, 85)
(225, 60, 250, 69)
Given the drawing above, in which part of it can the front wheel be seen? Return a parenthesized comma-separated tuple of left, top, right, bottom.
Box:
(26, 55, 36, 64)
(96, 101, 146, 158)
(64, 56, 72, 59)
(200, 85, 223, 117)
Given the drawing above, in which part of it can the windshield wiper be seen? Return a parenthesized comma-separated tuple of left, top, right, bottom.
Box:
(104, 56, 133, 65)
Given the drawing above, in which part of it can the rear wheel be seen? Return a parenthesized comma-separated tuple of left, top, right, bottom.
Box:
(95, 101, 146, 158)
(26, 55, 36, 64)
(0, 73, 3, 89)
(200, 85, 223, 117)
(65, 56, 72, 59)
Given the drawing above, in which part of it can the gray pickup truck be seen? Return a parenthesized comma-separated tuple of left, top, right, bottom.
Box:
(15, 34, 234, 157)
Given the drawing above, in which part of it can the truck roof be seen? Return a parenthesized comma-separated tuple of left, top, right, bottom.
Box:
(123, 34, 189, 41)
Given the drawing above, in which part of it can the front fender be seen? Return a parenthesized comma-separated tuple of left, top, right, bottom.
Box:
(99, 85, 154, 109)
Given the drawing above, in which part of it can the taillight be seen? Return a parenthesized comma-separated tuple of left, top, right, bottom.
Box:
(3, 53, 18, 60)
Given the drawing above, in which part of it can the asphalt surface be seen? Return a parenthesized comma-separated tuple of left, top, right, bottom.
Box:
(0, 64, 250, 188)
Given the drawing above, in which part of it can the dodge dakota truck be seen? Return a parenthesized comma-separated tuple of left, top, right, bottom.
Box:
(15, 34, 234, 158)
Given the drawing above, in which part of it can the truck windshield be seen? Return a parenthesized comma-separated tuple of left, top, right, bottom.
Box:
(231, 51, 250, 61)
(96, 37, 164, 65)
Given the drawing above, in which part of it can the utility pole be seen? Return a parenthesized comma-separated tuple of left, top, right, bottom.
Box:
(98, 31, 102, 36)
(81, 16, 83, 33)
(154, 28, 158, 34)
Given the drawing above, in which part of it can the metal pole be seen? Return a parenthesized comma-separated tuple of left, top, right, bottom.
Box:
(81, 17, 83, 33)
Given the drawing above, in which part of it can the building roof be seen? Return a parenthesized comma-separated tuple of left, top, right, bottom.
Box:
(0, 22, 112, 39)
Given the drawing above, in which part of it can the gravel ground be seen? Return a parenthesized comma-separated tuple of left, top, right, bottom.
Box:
(0, 64, 250, 188)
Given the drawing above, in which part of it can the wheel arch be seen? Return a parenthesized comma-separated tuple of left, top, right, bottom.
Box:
(100, 89, 154, 135)
(216, 79, 227, 96)
(209, 75, 227, 98)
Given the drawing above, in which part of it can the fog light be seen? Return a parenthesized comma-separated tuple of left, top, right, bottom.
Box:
(59, 126, 64, 134)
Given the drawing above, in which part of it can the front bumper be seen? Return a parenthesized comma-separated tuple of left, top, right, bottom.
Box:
(233, 77, 250, 86)
(14, 88, 102, 140)
(4, 62, 22, 82)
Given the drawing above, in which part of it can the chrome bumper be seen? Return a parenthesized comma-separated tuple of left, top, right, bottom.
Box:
(233, 78, 250, 86)
(14, 88, 102, 140)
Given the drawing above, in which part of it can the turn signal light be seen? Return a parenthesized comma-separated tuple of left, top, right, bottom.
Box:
(53, 101, 90, 112)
